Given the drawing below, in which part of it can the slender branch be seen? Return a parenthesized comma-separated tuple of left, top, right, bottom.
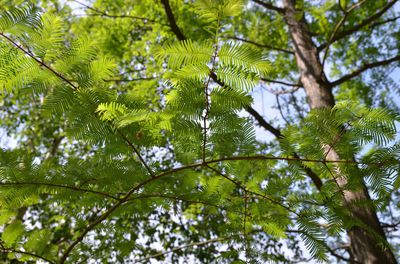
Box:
(326, 245, 361, 263)
(139, 236, 236, 262)
(0, 33, 78, 90)
(261, 83, 301, 95)
(226, 36, 294, 54)
(330, 54, 400, 87)
(205, 164, 298, 215)
(251, 0, 285, 13)
(104, 77, 156, 82)
(0, 182, 120, 200)
(318, 0, 398, 51)
(321, 0, 368, 69)
(73, 0, 158, 23)
(160, 0, 185, 41)
(0, 241, 56, 264)
(117, 130, 155, 178)
(369, 15, 400, 28)
(261, 78, 302, 87)
(276, 95, 290, 125)
(127, 194, 229, 211)
(246, 105, 282, 138)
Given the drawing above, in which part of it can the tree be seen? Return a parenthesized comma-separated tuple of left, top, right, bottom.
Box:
(0, 0, 399, 263)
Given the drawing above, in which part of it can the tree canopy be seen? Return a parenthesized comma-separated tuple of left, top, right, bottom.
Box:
(0, 0, 400, 263)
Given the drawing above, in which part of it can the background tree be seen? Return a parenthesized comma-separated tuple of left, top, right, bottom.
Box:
(0, 0, 400, 263)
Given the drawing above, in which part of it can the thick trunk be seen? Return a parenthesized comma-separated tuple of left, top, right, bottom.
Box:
(282, 0, 397, 263)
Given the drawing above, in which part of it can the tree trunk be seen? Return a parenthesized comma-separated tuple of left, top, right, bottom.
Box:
(282, 0, 397, 263)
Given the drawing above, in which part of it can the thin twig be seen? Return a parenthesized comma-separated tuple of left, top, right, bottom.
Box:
(0, 182, 120, 200)
(276, 94, 290, 125)
(0, 241, 56, 264)
(226, 36, 294, 54)
(261, 78, 302, 88)
(73, 0, 159, 23)
(117, 130, 155, 178)
(321, 0, 368, 70)
(138, 236, 236, 262)
(329, 54, 400, 87)
(204, 164, 298, 216)
(0, 33, 78, 90)
(318, 0, 398, 51)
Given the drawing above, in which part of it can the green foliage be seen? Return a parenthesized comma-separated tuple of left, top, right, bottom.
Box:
(0, 1, 399, 263)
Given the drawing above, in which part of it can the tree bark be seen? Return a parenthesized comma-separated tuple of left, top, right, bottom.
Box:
(282, 0, 397, 263)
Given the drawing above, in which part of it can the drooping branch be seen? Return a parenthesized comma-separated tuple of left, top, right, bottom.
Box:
(318, 0, 398, 51)
(330, 54, 400, 87)
(205, 164, 297, 215)
(117, 130, 155, 178)
(226, 36, 294, 54)
(0, 33, 78, 90)
(251, 0, 285, 14)
(0, 241, 56, 264)
(0, 182, 120, 200)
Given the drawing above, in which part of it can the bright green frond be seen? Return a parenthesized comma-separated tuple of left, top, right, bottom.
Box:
(0, 6, 40, 36)
(156, 39, 213, 69)
(218, 43, 270, 76)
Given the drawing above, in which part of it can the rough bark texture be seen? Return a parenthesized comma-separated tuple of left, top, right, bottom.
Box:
(282, 0, 397, 263)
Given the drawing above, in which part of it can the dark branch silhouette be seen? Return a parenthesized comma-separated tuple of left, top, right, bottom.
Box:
(251, 0, 284, 13)
(330, 55, 400, 87)
(318, 0, 398, 51)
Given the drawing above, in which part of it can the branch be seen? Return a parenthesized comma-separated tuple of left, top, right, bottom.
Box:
(59, 163, 203, 263)
(1, 32, 156, 180)
(58, 152, 384, 262)
(73, 0, 158, 23)
(330, 54, 400, 87)
(251, 0, 285, 13)
(318, 0, 398, 51)
(0, 241, 56, 264)
(158, 0, 284, 140)
(128, 194, 229, 211)
(117, 130, 155, 178)
(139, 236, 236, 262)
(369, 15, 400, 28)
(205, 164, 299, 216)
(104, 77, 156, 82)
(0, 182, 120, 200)
(226, 36, 294, 54)
(321, 0, 368, 69)
(326, 245, 361, 263)
(0, 33, 78, 91)
(261, 78, 302, 87)
(160, 0, 185, 41)
(246, 105, 282, 138)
